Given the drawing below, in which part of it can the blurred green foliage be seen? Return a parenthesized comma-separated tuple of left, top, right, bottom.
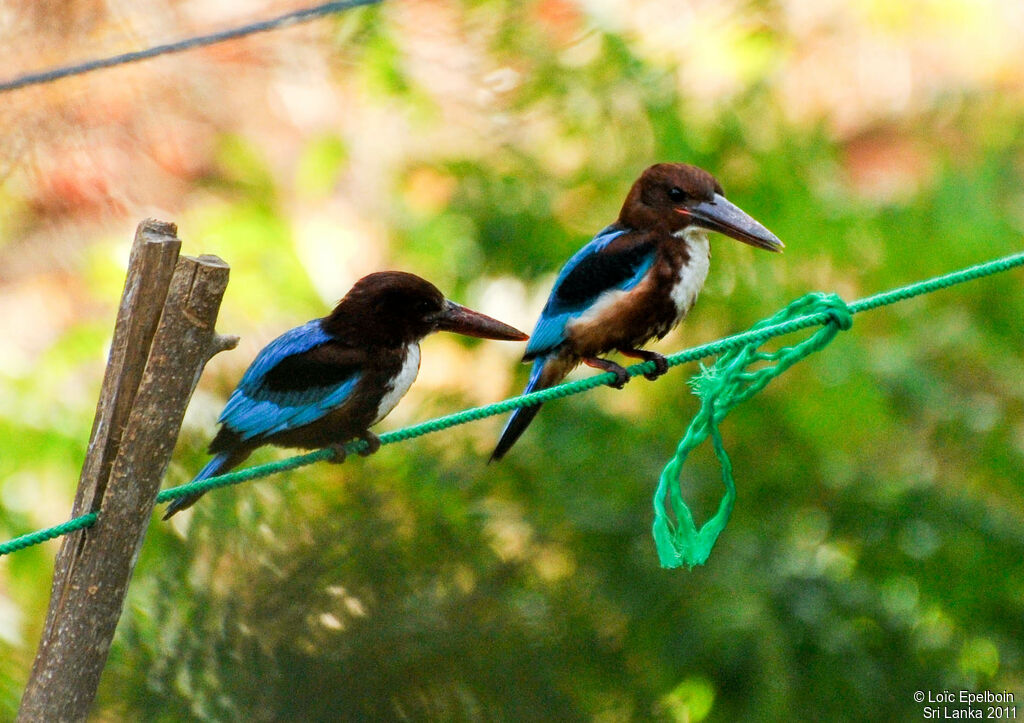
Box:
(2, 2, 1024, 721)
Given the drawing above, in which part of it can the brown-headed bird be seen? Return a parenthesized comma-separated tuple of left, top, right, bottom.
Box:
(165, 271, 527, 518)
(490, 163, 783, 461)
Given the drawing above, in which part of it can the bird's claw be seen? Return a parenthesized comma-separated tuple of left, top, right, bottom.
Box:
(608, 369, 629, 389)
(644, 354, 669, 381)
(619, 348, 668, 381)
(358, 431, 381, 457)
(327, 432, 380, 463)
(583, 357, 630, 389)
(327, 443, 348, 464)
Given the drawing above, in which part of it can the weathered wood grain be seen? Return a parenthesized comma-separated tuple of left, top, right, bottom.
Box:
(18, 222, 232, 722)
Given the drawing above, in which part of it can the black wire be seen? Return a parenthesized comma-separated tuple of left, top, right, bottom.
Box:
(0, 0, 382, 94)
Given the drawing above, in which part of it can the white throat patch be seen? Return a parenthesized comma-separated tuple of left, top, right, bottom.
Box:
(373, 344, 421, 424)
(669, 228, 711, 315)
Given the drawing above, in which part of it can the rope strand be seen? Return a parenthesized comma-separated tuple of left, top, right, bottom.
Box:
(2, 250, 1022, 559)
(653, 293, 853, 568)
(0, 513, 98, 557)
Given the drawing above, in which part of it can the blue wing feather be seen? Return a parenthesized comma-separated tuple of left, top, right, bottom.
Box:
(219, 320, 362, 441)
(526, 225, 654, 357)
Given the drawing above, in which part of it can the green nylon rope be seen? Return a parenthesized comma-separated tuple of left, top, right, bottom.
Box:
(2, 250, 1022, 560)
(652, 249, 1024, 568)
(653, 293, 852, 568)
(0, 512, 98, 557)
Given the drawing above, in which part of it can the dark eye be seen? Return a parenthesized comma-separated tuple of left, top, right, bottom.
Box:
(668, 187, 686, 203)
(415, 299, 434, 314)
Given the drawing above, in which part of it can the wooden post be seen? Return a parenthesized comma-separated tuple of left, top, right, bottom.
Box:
(17, 220, 236, 722)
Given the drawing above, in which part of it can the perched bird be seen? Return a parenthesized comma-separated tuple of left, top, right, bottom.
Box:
(491, 163, 783, 461)
(165, 271, 527, 519)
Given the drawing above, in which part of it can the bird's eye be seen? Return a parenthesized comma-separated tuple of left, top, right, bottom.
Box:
(668, 187, 686, 203)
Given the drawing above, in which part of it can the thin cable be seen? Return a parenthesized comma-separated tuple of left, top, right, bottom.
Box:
(0, 0, 381, 94)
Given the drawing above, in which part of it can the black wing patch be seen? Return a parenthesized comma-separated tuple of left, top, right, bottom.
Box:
(262, 345, 364, 393)
(552, 240, 656, 309)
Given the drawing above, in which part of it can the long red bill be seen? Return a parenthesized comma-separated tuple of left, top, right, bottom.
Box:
(434, 300, 529, 341)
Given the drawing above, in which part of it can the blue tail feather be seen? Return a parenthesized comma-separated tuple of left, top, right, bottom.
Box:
(490, 358, 550, 462)
(162, 451, 234, 520)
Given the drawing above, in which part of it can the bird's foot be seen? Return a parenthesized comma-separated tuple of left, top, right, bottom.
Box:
(358, 431, 381, 457)
(327, 432, 380, 463)
(326, 443, 348, 464)
(583, 357, 630, 389)
(619, 348, 669, 381)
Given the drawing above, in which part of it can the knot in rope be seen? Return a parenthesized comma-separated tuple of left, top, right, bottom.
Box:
(818, 293, 854, 330)
(652, 292, 853, 569)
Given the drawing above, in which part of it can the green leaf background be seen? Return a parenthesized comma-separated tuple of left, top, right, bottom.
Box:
(0, 1, 1022, 720)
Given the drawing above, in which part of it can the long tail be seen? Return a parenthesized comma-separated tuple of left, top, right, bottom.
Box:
(163, 450, 240, 520)
(490, 356, 569, 462)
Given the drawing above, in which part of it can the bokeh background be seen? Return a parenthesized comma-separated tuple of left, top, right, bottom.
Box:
(2, 0, 1023, 720)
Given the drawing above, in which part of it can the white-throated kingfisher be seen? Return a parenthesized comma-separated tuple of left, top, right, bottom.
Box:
(490, 163, 783, 461)
(165, 271, 527, 518)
